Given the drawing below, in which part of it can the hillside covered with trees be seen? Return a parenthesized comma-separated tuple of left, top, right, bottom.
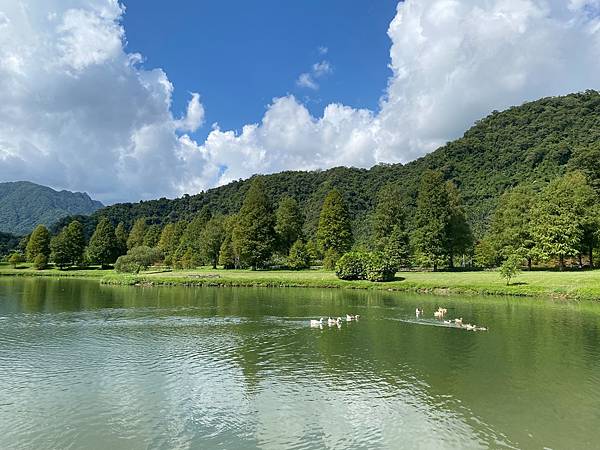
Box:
(53, 91, 600, 245)
(0, 181, 103, 235)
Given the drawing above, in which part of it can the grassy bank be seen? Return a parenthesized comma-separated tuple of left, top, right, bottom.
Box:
(2, 262, 600, 300)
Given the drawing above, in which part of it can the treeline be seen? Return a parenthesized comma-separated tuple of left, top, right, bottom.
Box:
(7, 166, 600, 274)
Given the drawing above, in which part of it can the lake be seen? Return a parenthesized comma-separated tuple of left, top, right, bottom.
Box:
(0, 278, 599, 449)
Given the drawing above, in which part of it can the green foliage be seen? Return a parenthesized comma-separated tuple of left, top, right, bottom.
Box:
(0, 181, 102, 235)
(335, 252, 368, 280)
(176, 213, 210, 266)
(364, 252, 397, 282)
(287, 240, 310, 270)
(412, 170, 451, 270)
(33, 253, 48, 270)
(445, 181, 473, 268)
(322, 248, 341, 270)
(275, 196, 304, 254)
(474, 239, 498, 269)
(218, 235, 237, 269)
(531, 171, 597, 269)
(335, 251, 395, 282)
(8, 252, 25, 268)
(0, 232, 20, 257)
(158, 220, 186, 266)
(143, 224, 162, 248)
(26, 225, 50, 262)
(50, 220, 87, 269)
(115, 222, 128, 256)
(114, 246, 162, 273)
(232, 179, 276, 269)
(200, 216, 225, 268)
(127, 218, 147, 250)
(372, 184, 406, 249)
(86, 217, 118, 268)
(500, 254, 522, 285)
(317, 189, 352, 254)
(384, 225, 410, 270)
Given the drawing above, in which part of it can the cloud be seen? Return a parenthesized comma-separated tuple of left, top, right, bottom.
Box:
(0, 0, 207, 204)
(318, 46, 328, 55)
(296, 59, 332, 90)
(2, 0, 600, 204)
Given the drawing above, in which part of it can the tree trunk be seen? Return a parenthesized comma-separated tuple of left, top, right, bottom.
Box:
(578, 253, 583, 269)
(449, 253, 454, 270)
(527, 257, 532, 271)
(589, 245, 594, 269)
(559, 255, 565, 271)
(433, 262, 437, 272)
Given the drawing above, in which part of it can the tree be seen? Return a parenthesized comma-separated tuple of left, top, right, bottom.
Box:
(26, 225, 50, 262)
(500, 254, 522, 285)
(127, 218, 147, 250)
(177, 215, 209, 266)
(50, 230, 70, 269)
(158, 220, 186, 266)
(275, 196, 304, 254)
(33, 254, 48, 270)
(8, 252, 25, 268)
(232, 178, 276, 269)
(287, 240, 310, 270)
(115, 246, 162, 273)
(66, 220, 86, 266)
(412, 170, 451, 271)
(445, 181, 473, 268)
(317, 189, 352, 260)
(143, 224, 162, 248)
(200, 216, 225, 269)
(87, 217, 119, 268)
(474, 239, 498, 269)
(115, 222, 128, 256)
(384, 225, 411, 270)
(218, 235, 236, 269)
(488, 186, 536, 269)
(372, 184, 406, 249)
(531, 171, 597, 270)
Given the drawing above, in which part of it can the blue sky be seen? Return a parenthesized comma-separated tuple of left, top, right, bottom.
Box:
(122, 0, 398, 142)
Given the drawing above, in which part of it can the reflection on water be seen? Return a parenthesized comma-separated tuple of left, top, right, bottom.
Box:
(0, 278, 599, 449)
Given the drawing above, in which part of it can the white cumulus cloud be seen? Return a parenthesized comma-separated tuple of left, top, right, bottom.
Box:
(1, 0, 600, 204)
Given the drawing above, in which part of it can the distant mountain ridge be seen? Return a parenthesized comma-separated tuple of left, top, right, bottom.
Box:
(0, 181, 103, 235)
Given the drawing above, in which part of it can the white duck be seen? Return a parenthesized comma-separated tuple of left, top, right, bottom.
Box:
(310, 318, 324, 327)
(454, 318, 463, 325)
(346, 314, 355, 321)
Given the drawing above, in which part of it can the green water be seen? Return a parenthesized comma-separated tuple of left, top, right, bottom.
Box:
(0, 278, 599, 449)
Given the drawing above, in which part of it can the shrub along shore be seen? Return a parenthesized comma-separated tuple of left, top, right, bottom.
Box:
(2, 263, 600, 301)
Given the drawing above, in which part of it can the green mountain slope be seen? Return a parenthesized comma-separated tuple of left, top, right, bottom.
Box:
(59, 90, 600, 240)
(0, 181, 103, 235)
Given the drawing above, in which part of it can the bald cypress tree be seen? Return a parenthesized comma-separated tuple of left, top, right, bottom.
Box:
(87, 218, 118, 268)
(127, 218, 147, 250)
(317, 189, 353, 256)
(232, 178, 275, 269)
(26, 225, 50, 262)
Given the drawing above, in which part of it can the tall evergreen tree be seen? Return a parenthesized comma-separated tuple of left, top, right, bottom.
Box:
(87, 217, 118, 268)
(177, 215, 208, 266)
(218, 235, 236, 269)
(487, 185, 536, 269)
(445, 181, 473, 268)
(127, 218, 147, 250)
(372, 184, 410, 268)
(159, 220, 187, 266)
(412, 170, 451, 271)
(66, 220, 86, 266)
(26, 225, 50, 262)
(531, 171, 597, 270)
(143, 224, 162, 248)
(232, 178, 276, 269)
(275, 196, 304, 254)
(115, 222, 128, 256)
(317, 189, 353, 256)
(200, 216, 225, 269)
(50, 229, 70, 269)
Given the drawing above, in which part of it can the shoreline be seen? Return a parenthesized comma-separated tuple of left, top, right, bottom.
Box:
(1, 266, 599, 301)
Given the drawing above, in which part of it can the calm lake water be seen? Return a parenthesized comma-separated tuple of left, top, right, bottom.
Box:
(0, 278, 599, 449)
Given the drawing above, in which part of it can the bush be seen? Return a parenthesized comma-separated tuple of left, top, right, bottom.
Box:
(365, 252, 396, 282)
(323, 248, 341, 270)
(500, 254, 521, 285)
(335, 252, 369, 280)
(33, 254, 48, 270)
(287, 240, 310, 270)
(115, 246, 162, 274)
(8, 252, 25, 268)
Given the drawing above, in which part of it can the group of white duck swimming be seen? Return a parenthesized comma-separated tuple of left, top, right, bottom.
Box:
(310, 314, 360, 328)
(416, 307, 488, 331)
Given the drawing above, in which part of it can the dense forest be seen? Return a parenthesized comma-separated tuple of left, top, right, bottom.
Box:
(0, 181, 103, 235)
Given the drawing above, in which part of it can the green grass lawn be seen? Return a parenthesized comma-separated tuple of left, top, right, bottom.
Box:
(2, 262, 600, 300)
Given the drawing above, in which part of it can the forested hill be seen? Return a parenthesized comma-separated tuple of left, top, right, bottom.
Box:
(63, 90, 600, 240)
(0, 181, 103, 235)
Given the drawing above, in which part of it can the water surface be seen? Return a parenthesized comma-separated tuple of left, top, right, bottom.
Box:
(0, 278, 599, 449)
